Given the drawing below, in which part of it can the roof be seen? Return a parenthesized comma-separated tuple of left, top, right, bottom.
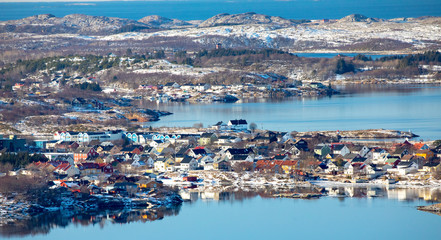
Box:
(229, 119, 247, 125)
(226, 148, 253, 155)
(201, 133, 215, 138)
(180, 155, 195, 163)
(231, 154, 249, 161)
(413, 142, 427, 150)
(333, 145, 346, 151)
(191, 148, 207, 155)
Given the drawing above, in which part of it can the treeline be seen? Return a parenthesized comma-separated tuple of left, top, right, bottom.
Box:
(0, 152, 47, 168)
(355, 51, 441, 69)
(0, 55, 121, 76)
(73, 82, 102, 91)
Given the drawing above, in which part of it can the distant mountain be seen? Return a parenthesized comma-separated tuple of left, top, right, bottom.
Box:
(198, 12, 309, 27)
(339, 14, 381, 23)
(0, 14, 149, 34)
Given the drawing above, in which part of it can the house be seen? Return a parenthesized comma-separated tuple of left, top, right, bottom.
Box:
(294, 139, 309, 151)
(139, 155, 155, 168)
(349, 145, 370, 157)
(392, 148, 410, 158)
(154, 158, 175, 172)
(163, 82, 181, 89)
(279, 160, 298, 174)
(415, 149, 434, 160)
(229, 154, 254, 165)
(228, 119, 248, 131)
(77, 162, 101, 176)
(225, 148, 254, 159)
(212, 121, 228, 131)
(216, 135, 240, 144)
(370, 148, 387, 162)
(314, 144, 331, 158)
(188, 147, 208, 158)
(54, 141, 79, 152)
(99, 163, 114, 174)
(178, 155, 198, 171)
(342, 153, 361, 162)
(53, 162, 79, 177)
(388, 161, 419, 175)
(362, 164, 385, 179)
(136, 179, 163, 189)
(325, 160, 346, 174)
(113, 182, 138, 194)
(344, 162, 366, 176)
(74, 147, 99, 163)
(213, 159, 231, 171)
(332, 145, 350, 156)
(121, 145, 144, 154)
(197, 155, 214, 167)
(255, 160, 281, 174)
(199, 133, 218, 145)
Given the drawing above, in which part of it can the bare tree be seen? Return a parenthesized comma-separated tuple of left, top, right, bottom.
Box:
(249, 122, 257, 134)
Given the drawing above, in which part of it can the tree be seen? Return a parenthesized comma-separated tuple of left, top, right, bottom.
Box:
(249, 122, 257, 133)
(335, 58, 354, 74)
(433, 139, 441, 148)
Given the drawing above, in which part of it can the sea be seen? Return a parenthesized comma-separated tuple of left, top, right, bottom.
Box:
(142, 84, 441, 141)
(1, 187, 441, 239)
(1, 0, 441, 21)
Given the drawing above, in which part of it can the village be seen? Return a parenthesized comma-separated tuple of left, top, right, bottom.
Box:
(1, 118, 440, 198)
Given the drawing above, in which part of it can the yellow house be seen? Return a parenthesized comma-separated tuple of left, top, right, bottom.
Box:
(273, 160, 298, 174)
(198, 133, 217, 146)
(154, 158, 175, 172)
(415, 149, 434, 160)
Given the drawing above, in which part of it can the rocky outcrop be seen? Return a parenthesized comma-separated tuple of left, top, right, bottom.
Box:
(339, 14, 381, 23)
(138, 15, 193, 28)
(198, 12, 308, 27)
(418, 203, 441, 216)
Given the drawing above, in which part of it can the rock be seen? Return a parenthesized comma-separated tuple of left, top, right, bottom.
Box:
(339, 14, 381, 23)
(198, 12, 307, 28)
(138, 15, 192, 28)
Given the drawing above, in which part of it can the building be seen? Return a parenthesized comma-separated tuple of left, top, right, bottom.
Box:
(228, 119, 248, 131)
(0, 135, 26, 152)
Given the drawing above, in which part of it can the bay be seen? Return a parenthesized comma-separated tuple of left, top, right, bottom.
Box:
(1, 0, 441, 21)
(143, 84, 441, 141)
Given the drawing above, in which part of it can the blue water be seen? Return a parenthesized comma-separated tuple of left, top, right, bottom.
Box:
(3, 190, 441, 240)
(145, 85, 441, 140)
(294, 53, 395, 59)
(1, 0, 441, 21)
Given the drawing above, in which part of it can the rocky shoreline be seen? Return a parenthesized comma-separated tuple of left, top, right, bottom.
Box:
(0, 188, 182, 227)
(417, 203, 441, 216)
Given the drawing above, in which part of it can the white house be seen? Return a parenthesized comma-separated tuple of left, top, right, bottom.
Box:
(333, 145, 350, 156)
(228, 119, 248, 131)
(178, 156, 198, 171)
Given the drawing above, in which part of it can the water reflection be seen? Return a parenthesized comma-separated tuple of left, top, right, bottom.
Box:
(0, 206, 181, 238)
(1, 186, 440, 238)
(178, 185, 441, 203)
